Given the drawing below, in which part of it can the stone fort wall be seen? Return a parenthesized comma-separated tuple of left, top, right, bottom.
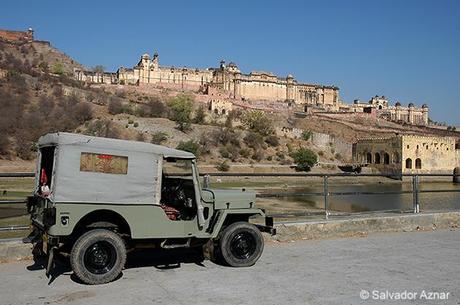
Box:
(0, 29, 34, 44)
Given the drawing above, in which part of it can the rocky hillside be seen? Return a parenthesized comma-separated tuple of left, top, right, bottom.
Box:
(1, 32, 458, 172)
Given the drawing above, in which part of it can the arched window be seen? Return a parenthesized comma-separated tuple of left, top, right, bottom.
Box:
(383, 153, 390, 164)
(222, 109, 226, 115)
(415, 158, 422, 169)
(374, 153, 381, 164)
(405, 158, 412, 169)
(366, 152, 372, 164)
(214, 108, 218, 114)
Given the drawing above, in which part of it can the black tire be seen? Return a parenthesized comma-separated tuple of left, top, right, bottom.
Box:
(70, 229, 126, 285)
(218, 222, 264, 267)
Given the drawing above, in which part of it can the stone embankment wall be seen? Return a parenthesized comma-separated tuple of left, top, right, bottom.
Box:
(310, 132, 353, 158)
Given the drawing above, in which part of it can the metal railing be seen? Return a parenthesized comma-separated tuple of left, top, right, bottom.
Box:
(1, 172, 459, 232)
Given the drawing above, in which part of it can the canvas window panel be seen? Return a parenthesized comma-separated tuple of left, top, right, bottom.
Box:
(80, 152, 128, 174)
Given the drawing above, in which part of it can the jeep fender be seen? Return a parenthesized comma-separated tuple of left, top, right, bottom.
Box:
(210, 209, 265, 238)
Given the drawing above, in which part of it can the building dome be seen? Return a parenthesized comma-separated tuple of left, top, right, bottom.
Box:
(395, 102, 401, 107)
(422, 103, 428, 108)
(287, 74, 294, 79)
(408, 103, 414, 108)
(142, 53, 150, 59)
(228, 62, 238, 68)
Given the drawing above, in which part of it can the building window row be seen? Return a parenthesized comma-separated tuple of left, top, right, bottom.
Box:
(364, 152, 398, 164)
(405, 158, 422, 169)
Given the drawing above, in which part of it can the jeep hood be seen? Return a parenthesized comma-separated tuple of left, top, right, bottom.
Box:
(202, 188, 256, 209)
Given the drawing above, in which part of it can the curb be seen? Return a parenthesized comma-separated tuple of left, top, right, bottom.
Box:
(1, 212, 459, 262)
(271, 211, 460, 242)
(0, 239, 32, 263)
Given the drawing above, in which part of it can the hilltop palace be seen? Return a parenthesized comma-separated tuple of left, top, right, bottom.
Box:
(74, 52, 429, 126)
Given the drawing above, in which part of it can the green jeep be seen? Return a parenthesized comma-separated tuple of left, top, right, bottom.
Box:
(26, 132, 275, 285)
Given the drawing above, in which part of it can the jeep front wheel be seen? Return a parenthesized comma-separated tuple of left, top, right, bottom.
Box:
(70, 229, 126, 285)
(218, 222, 264, 267)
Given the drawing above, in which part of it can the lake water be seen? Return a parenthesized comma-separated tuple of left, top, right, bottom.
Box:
(1, 181, 459, 220)
(260, 181, 460, 213)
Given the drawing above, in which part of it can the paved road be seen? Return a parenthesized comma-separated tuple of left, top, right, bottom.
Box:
(0, 230, 458, 305)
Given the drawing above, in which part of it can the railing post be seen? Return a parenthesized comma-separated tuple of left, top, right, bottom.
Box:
(203, 174, 210, 188)
(412, 175, 420, 213)
(323, 175, 329, 219)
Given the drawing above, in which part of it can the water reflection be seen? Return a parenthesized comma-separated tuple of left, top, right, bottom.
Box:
(260, 182, 460, 213)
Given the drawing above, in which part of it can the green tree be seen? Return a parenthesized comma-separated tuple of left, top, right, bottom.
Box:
(291, 148, 318, 172)
(241, 110, 274, 136)
(216, 160, 230, 172)
(151, 131, 168, 145)
(177, 140, 200, 157)
(301, 130, 312, 141)
(193, 105, 206, 124)
(52, 62, 64, 75)
(168, 94, 193, 131)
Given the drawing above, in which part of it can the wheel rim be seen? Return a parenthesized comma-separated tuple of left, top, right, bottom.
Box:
(83, 241, 117, 274)
(230, 231, 257, 260)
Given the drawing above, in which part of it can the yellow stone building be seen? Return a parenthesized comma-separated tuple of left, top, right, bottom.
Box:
(353, 135, 459, 174)
(75, 52, 339, 108)
(347, 95, 429, 125)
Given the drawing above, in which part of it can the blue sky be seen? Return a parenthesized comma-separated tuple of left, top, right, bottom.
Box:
(1, 0, 459, 125)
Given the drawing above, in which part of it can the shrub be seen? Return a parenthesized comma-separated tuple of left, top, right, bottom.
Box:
(276, 151, 285, 160)
(0, 136, 10, 155)
(198, 132, 212, 154)
(241, 110, 274, 136)
(128, 119, 134, 124)
(318, 150, 324, 156)
(136, 133, 146, 142)
(291, 148, 318, 172)
(335, 153, 342, 160)
(151, 132, 168, 145)
(219, 146, 230, 158)
(251, 150, 264, 161)
(222, 144, 239, 161)
(301, 130, 312, 141)
(192, 105, 206, 124)
(244, 132, 264, 149)
(74, 102, 93, 122)
(84, 119, 121, 139)
(168, 94, 193, 131)
(177, 140, 200, 157)
(216, 160, 230, 172)
(265, 135, 279, 147)
(146, 97, 168, 118)
(239, 148, 251, 158)
(214, 128, 241, 147)
(108, 98, 123, 114)
(133, 122, 139, 127)
(122, 103, 135, 115)
(52, 62, 64, 75)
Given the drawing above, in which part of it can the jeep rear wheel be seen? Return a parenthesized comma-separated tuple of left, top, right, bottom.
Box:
(218, 222, 264, 267)
(70, 229, 126, 285)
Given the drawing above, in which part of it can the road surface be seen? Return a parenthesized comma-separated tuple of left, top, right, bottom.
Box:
(0, 229, 458, 305)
